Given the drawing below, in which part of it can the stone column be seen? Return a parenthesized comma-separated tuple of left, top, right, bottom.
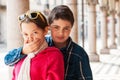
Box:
(48, 0, 56, 10)
(77, 0, 86, 47)
(116, 14, 120, 49)
(100, 7, 109, 54)
(87, 2, 99, 61)
(7, 0, 29, 79)
(116, 1, 120, 49)
(109, 12, 116, 48)
(63, 0, 78, 43)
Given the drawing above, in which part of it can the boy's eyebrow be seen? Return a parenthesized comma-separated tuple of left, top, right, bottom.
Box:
(50, 24, 59, 27)
(51, 25, 71, 29)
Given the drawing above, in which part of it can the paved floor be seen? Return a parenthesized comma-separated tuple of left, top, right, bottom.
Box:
(91, 53, 120, 80)
(0, 44, 9, 80)
(0, 43, 120, 80)
(0, 53, 9, 80)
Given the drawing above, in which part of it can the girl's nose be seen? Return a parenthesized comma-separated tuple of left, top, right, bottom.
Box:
(28, 35, 34, 42)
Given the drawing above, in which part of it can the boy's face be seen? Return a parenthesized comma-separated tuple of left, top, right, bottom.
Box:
(50, 19, 72, 45)
(21, 22, 47, 44)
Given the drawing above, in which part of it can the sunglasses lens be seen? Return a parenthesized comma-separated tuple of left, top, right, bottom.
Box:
(29, 13, 38, 19)
(18, 11, 45, 23)
(19, 14, 26, 21)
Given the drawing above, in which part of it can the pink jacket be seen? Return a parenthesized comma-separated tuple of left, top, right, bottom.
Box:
(12, 47, 64, 80)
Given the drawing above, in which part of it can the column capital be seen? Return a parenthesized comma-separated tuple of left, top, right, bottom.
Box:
(109, 10, 116, 15)
(117, 13, 120, 17)
(63, 0, 77, 5)
(86, 0, 98, 6)
(100, 6, 108, 12)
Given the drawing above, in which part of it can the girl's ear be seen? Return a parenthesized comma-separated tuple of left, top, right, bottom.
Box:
(47, 25, 51, 30)
(44, 26, 49, 35)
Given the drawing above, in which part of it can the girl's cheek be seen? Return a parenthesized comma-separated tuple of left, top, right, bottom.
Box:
(33, 37, 39, 41)
(33, 34, 40, 39)
(24, 37, 29, 43)
(23, 36, 27, 40)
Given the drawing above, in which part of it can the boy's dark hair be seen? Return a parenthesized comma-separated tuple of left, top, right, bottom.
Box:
(48, 5, 74, 26)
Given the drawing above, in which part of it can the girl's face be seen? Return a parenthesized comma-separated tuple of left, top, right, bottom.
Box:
(50, 19, 72, 46)
(21, 22, 48, 44)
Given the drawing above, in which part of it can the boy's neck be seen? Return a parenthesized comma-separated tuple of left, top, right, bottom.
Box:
(54, 42, 67, 49)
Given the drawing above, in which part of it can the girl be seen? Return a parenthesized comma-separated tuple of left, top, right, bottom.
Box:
(12, 10, 64, 80)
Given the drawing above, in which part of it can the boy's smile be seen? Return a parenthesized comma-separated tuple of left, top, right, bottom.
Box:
(50, 19, 72, 48)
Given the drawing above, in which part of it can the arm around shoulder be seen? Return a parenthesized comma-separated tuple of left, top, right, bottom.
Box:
(4, 47, 26, 66)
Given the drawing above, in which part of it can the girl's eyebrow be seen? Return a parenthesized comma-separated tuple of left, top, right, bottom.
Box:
(32, 27, 40, 31)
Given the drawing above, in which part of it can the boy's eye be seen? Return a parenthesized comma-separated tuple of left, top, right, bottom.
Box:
(63, 27, 71, 31)
(51, 26, 60, 31)
(53, 26, 59, 29)
(64, 28, 69, 30)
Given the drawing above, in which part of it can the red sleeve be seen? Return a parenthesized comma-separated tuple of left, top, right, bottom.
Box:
(47, 49, 64, 80)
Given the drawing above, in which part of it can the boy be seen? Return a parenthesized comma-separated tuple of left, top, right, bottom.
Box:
(4, 5, 93, 80)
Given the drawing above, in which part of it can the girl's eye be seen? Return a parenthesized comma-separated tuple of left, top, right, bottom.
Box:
(23, 33, 28, 36)
(33, 32, 38, 34)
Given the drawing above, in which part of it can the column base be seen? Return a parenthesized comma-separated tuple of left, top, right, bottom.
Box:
(117, 46, 120, 49)
(100, 48, 110, 54)
(9, 67, 13, 80)
(109, 49, 120, 55)
(88, 53, 99, 62)
(109, 43, 117, 49)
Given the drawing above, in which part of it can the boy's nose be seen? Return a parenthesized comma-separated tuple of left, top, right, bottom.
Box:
(58, 30, 64, 35)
